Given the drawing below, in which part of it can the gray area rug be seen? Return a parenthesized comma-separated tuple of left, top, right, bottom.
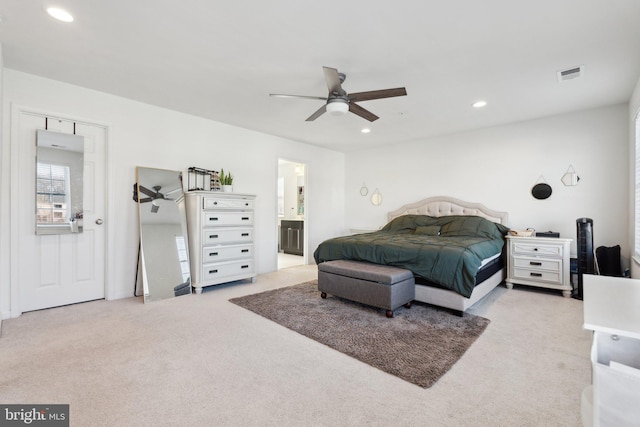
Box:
(230, 280, 490, 388)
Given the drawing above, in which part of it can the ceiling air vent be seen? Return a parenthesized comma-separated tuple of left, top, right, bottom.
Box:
(557, 65, 584, 82)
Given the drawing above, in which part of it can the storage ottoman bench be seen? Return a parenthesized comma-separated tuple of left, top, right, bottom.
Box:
(318, 260, 415, 318)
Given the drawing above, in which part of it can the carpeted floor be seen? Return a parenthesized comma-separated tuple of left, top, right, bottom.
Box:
(0, 266, 592, 426)
(230, 280, 490, 388)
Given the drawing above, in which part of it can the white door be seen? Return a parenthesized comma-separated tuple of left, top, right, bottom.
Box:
(14, 111, 106, 312)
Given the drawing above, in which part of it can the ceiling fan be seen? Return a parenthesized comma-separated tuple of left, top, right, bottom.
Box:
(133, 184, 179, 213)
(270, 66, 407, 122)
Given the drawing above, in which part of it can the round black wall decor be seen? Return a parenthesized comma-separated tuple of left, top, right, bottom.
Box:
(531, 183, 552, 200)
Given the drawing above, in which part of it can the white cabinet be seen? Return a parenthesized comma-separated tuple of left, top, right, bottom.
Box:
(505, 235, 572, 297)
(583, 275, 640, 427)
(185, 191, 256, 294)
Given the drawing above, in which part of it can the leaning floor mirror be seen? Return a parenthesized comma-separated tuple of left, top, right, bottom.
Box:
(136, 167, 191, 302)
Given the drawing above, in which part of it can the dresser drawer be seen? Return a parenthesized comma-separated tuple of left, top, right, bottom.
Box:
(202, 244, 253, 263)
(203, 197, 254, 210)
(203, 211, 253, 226)
(513, 256, 562, 272)
(511, 242, 562, 257)
(202, 227, 253, 245)
(202, 259, 254, 281)
(512, 267, 562, 284)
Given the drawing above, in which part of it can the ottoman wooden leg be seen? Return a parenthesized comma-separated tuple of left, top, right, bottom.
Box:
(320, 292, 327, 299)
(385, 310, 394, 318)
(404, 302, 412, 309)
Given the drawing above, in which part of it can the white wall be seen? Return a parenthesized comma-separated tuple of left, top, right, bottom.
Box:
(345, 104, 630, 263)
(628, 76, 640, 277)
(1, 69, 345, 317)
(0, 44, 3, 332)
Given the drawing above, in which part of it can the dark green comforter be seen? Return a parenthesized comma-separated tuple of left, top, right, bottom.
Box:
(313, 215, 509, 298)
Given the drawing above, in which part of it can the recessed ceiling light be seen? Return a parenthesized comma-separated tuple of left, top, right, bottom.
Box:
(472, 100, 487, 108)
(361, 128, 371, 134)
(47, 7, 74, 22)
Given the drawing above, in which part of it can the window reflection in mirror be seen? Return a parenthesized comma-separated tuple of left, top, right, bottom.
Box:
(36, 130, 84, 235)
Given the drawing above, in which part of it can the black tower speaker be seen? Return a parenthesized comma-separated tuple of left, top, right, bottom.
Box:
(574, 217, 594, 300)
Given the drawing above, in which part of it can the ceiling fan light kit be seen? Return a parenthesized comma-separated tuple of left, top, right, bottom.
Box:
(270, 66, 407, 122)
(326, 99, 349, 115)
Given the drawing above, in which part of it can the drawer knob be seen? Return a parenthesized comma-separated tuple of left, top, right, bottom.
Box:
(530, 261, 542, 266)
(533, 248, 538, 251)
(241, 233, 249, 237)
(209, 234, 219, 239)
(530, 272, 542, 277)
(209, 252, 218, 256)
(209, 269, 218, 274)
(241, 249, 249, 253)
(242, 217, 250, 221)
(241, 265, 249, 269)
(210, 217, 219, 221)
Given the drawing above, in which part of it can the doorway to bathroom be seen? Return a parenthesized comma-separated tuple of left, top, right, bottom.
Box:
(277, 159, 306, 270)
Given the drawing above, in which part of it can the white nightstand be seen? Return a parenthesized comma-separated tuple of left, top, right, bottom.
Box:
(505, 235, 572, 297)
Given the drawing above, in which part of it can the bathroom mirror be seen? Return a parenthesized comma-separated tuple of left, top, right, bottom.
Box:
(36, 130, 84, 235)
(136, 167, 191, 303)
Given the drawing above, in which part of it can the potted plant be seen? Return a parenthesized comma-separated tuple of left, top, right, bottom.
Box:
(219, 168, 234, 192)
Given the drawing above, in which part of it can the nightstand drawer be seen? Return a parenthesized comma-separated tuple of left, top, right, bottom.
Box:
(513, 256, 561, 272)
(512, 242, 562, 257)
(512, 267, 562, 284)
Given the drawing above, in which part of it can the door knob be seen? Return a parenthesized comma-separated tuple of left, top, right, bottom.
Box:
(95, 218, 104, 225)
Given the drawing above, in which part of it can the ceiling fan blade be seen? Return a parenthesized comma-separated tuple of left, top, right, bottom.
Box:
(349, 103, 379, 122)
(139, 197, 153, 203)
(323, 66, 346, 96)
(270, 94, 328, 101)
(348, 87, 407, 103)
(138, 185, 157, 198)
(306, 104, 327, 121)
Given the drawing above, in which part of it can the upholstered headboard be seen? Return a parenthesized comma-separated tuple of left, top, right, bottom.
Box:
(387, 196, 509, 225)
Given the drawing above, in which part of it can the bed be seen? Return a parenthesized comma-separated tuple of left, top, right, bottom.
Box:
(314, 196, 509, 314)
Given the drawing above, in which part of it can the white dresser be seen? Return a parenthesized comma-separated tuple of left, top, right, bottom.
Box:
(185, 191, 257, 294)
(505, 235, 572, 297)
